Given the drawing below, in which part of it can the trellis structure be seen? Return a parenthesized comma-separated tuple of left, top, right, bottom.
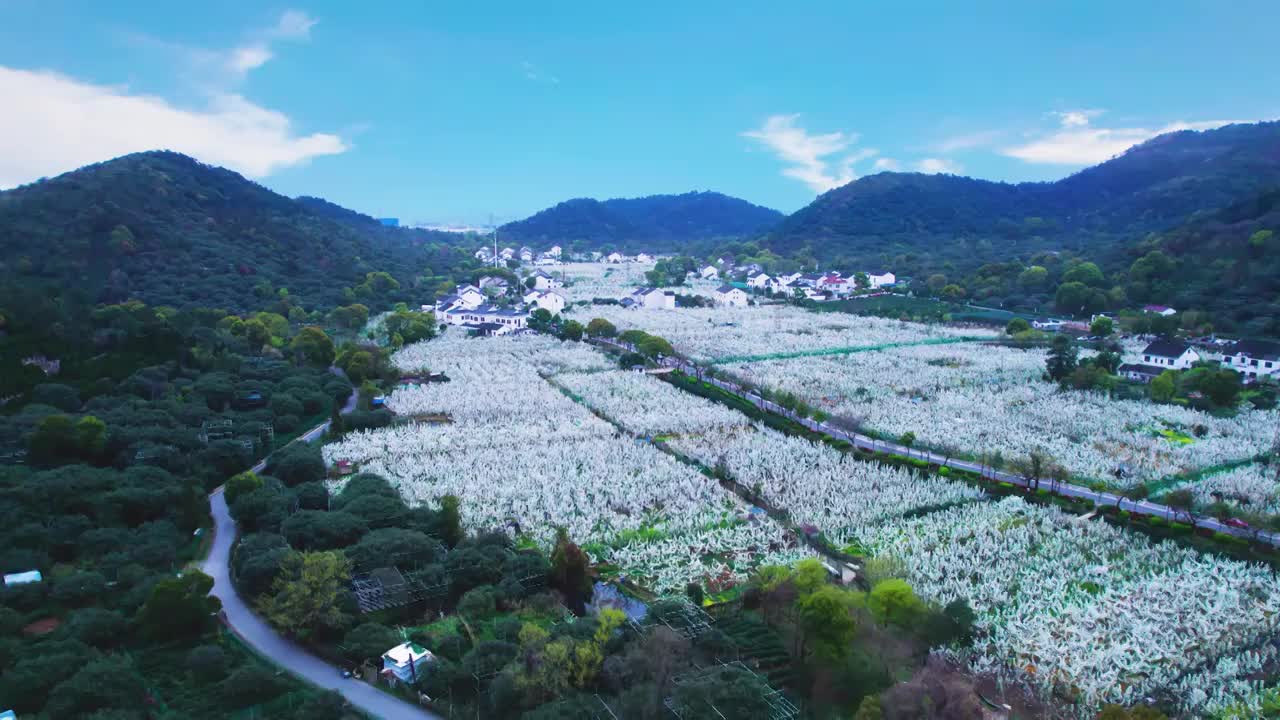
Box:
(198, 419, 234, 444)
(351, 566, 448, 613)
(629, 600, 713, 640)
(664, 661, 800, 720)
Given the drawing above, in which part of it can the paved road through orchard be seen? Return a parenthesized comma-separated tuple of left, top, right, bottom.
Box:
(205, 378, 441, 720)
(592, 337, 1280, 548)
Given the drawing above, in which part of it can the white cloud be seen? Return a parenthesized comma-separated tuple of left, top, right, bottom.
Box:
(1053, 109, 1103, 128)
(1003, 110, 1245, 165)
(915, 157, 962, 174)
(272, 10, 318, 39)
(742, 114, 876, 193)
(229, 44, 273, 73)
(873, 157, 900, 171)
(0, 66, 347, 188)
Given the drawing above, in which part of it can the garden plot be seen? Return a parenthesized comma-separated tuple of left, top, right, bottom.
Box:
(667, 424, 986, 547)
(730, 343, 1277, 485)
(854, 497, 1280, 715)
(324, 333, 810, 594)
(553, 370, 751, 437)
(1163, 463, 1280, 516)
(584, 304, 998, 363)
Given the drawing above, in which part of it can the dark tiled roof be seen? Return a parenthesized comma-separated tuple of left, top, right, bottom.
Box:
(1228, 339, 1280, 361)
(1119, 363, 1164, 376)
(1142, 339, 1190, 358)
(716, 284, 738, 293)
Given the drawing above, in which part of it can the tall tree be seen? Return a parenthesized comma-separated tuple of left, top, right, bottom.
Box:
(258, 551, 353, 636)
(1046, 334, 1078, 382)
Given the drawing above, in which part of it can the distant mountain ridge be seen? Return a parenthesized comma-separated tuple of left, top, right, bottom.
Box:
(0, 151, 465, 312)
(765, 121, 1280, 267)
(498, 191, 783, 250)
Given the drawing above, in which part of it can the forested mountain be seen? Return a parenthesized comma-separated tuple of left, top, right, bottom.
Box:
(0, 151, 468, 313)
(498, 191, 783, 251)
(765, 121, 1280, 269)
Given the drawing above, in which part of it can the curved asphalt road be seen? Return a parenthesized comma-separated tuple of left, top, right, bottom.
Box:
(204, 382, 441, 720)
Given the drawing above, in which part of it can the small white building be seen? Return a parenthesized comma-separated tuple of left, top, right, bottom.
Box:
(866, 271, 896, 289)
(526, 290, 566, 315)
(548, 245, 562, 258)
(500, 247, 515, 260)
(775, 272, 802, 285)
(1220, 339, 1280, 381)
(1143, 305, 1177, 317)
(606, 252, 624, 264)
(382, 642, 435, 684)
(629, 287, 676, 310)
(532, 271, 563, 290)
(715, 285, 750, 307)
(443, 305, 529, 334)
(699, 265, 720, 280)
(473, 248, 491, 261)
(746, 272, 771, 290)
(1141, 340, 1200, 370)
(635, 253, 653, 264)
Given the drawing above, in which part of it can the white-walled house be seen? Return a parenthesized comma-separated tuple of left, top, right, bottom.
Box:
(699, 265, 720, 280)
(443, 304, 529, 334)
(715, 285, 750, 307)
(1141, 340, 1200, 370)
(629, 287, 676, 310)
(746, 272, 771, 290)
(532, 271, 563, 290)
(867, 271, 896, 289)
(635, 253, 653, 263)
(548, 245, 562, 258)
(775, 272, 802, 285)
(606, 252, 624, 264)
(382, 642, 435, 684)
(1220, 339, 1280, 381)
(526, 290, 566, 315)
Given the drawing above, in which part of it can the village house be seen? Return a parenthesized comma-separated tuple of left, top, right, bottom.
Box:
(499, 247, 515, 260)
(443, 304, 529, 334)
(635, 253, 653, 263)
(819, 273, 851, 296)
(525, 289, 566, 314)
(699, 265, 720, 280)
(382, 642, 436, 685)
(1141, 339, 1200, 369)
(1143, 304, 1177, 317)
(547, 245, 562, 258)
(715, 284, 750, 307)
(519, 247, 534, 263)
(775, 271, 802, 285)
(605, 252, 624, 264)
(478, 276, 509, 292)
(746, 271, 771, 290)
(531, 270, 563, 290)
(629, 287, 676, 310)
(473, 248, 492, 261)
(434, 285, 486, 314)
(767, 276, 794, 294)
(1219, 339, 1280, 381)
(866, 271, 896, 289)
(1118, 363, 1165, 383)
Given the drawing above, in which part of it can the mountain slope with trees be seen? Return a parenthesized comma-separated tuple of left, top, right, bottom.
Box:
(764, 121, 1280, 271)
(498, 190, 784, 251)
(0, 151, 470, 314)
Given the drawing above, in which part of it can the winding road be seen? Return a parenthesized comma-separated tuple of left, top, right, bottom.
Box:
(204, 382, 441, 720)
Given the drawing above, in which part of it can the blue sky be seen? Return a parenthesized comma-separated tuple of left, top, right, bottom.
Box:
(1, 1, 1277, 225)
